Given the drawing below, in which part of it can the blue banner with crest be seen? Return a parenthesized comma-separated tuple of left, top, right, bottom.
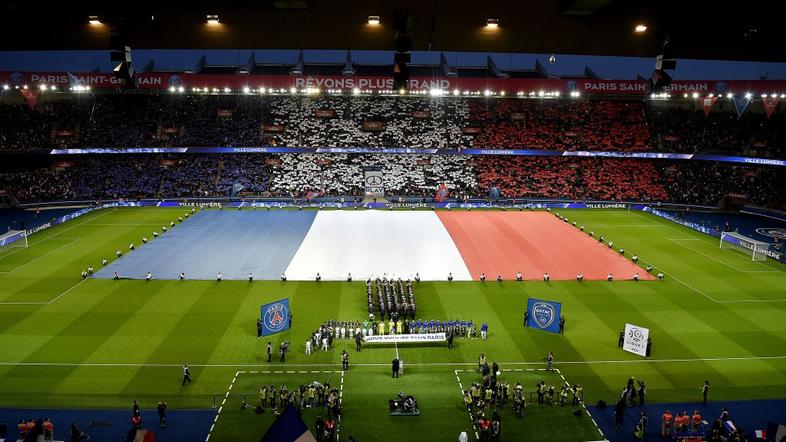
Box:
(261, 298, 291, 336)
(526, 298, 562, 334)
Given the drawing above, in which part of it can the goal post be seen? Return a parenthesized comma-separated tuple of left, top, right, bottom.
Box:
(719, 231, 772, 262)
(0, 230, 28, 251)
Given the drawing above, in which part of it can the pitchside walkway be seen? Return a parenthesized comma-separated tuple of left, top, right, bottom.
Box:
(0, 408, 214, 442)
(94, 210, 316, 280)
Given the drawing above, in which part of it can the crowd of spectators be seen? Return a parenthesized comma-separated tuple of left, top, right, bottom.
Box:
(267, 153, 476, 198)
(1, 153, 783, 208)
(470, 99, 650, 151)
(473, 157, 670, 202)
(1, 93, 783, 154)
(646, 102, 786, 157)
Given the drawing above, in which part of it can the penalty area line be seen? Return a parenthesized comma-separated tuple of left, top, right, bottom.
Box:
(0, 278, 88, 306)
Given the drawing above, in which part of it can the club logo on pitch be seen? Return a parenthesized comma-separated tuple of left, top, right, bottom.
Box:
(263, 302, 288, 333)
(628, 326, 645, 342)
(532, 302, 555, 329)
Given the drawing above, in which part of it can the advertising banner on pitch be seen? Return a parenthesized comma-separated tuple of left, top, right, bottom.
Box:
(623, 323, 649, 357)
(526, 298, 562, 334)
(260, 298, 290, 336)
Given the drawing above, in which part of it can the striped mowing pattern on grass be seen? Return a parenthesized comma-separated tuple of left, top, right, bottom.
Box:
(0, 207, 784, 441)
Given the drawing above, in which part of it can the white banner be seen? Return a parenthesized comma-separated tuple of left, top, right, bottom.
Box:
(364, 170, 384, 197)
(364, 333, 446, 344)
(623, 323, 649, 357)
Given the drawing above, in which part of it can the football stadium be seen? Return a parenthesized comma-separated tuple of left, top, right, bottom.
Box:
(1, 2, 786, 441)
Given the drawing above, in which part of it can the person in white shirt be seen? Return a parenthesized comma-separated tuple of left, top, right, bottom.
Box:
(516, 272, 523, 281)
(576, 273, 584, 282)
(280, 273, 287, 282)
(216, 272, 223, 281)
(179, 272, 186, 280)
(248, 273, 254, 282)
(543, 272, 550, 282)
(607, 273, 614, 281)
(305, 340, 312, 355)
(321, 336, 328, 351)
(459, 431, 469, 442)
(102, 258, 108, 266)
(146, 272, 152, 281)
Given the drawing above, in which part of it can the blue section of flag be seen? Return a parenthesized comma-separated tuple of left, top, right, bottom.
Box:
(261, 298, 291, 336)
(526, 298, 562, 334)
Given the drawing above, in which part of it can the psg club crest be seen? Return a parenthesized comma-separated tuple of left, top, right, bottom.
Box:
(756, 228, 786, 240)
(9, 72, 23, 85)
(566, 80, 577, 91)
(261, 298, 290, 336)
(526, 298, 562, 334)
(167, 75, 182, 87)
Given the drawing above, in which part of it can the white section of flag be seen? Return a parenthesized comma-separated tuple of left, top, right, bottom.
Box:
(284, 210, 472, 281)
(623, 323, 650, 357)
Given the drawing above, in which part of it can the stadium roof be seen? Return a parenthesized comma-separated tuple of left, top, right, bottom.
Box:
(0, 0, 784, 62)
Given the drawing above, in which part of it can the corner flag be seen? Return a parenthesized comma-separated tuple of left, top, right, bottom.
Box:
(261, 298, 291, 336)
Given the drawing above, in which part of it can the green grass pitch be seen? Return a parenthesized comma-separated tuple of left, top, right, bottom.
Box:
(1, 207, 785, 441)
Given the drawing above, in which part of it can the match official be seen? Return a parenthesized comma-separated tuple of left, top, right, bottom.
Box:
(182, 364, 192, 386)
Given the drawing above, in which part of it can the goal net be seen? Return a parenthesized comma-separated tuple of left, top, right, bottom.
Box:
(719, 231, 773, 262)
(0, 230, 28, 252)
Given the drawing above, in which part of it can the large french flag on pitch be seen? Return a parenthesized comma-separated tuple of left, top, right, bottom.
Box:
(261, 406, 316, 442)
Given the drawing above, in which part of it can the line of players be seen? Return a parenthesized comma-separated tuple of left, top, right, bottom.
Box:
(307, 317, 481, 351)
(367, 277, 416, 321)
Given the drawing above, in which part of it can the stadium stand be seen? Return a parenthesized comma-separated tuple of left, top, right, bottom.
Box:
(0, 94, 783, 153)
(645, 103, 786, 157)
(1, 154, 783, 208)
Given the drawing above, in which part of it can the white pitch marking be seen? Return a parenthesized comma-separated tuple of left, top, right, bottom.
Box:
(0, 238, 80, 274)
